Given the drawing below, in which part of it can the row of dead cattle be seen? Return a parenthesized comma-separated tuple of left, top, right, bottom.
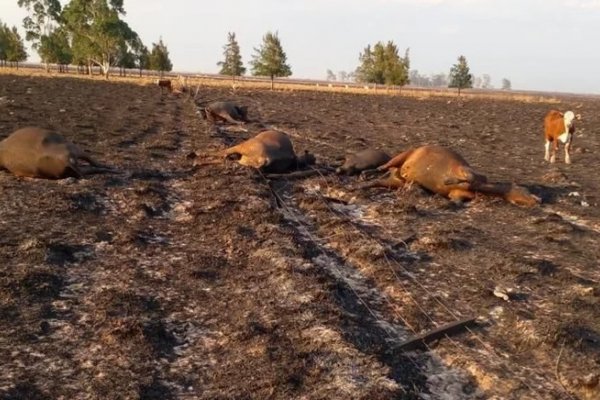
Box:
(0, 100, 577, 208)
(191, 101, 581, 207)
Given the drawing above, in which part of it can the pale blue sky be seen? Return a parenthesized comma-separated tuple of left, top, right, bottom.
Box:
(2, 0, 599, 93)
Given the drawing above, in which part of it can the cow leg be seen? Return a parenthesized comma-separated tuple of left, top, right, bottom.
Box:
(222, 114, 244, 125)
(550, 140, 558, 163)
(565, 140, 572, 164)
(78, 153, 112, 170)
(544, 140, 551, 162)
(378, 149, 415, 170)
(205, 109, 216, 124)
(359, 174, 405, 190)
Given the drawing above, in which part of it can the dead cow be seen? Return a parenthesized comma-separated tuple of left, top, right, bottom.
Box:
(195, 130, 315, 174)
(201, 101, 249, 125)
(543, 109, 578, 164)
(0, 127, 115, 179)
(336, 148, 391, 175)
(367, 144, 541, 207)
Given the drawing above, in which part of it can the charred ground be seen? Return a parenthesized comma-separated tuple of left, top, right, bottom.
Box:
(1, 73, 600, 399)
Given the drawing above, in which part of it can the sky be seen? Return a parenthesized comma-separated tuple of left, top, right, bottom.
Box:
(1, 0, 600, 94)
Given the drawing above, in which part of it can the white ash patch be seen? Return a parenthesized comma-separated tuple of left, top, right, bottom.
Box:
(513, 319, 543, 348)
(545, 207, 600, 234)
(281, 184, 487, 398)
(301, 325, 401, 396)
(93, 240, 114, 253)
(300, 181, 383, 226)
(168, 201, 194, 222)
(421, 354, 484, 399)
(17, 238, 43, 252)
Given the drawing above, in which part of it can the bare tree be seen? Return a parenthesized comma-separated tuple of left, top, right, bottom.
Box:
(326, 69, 336, 81)
(482, 74, 492, 89)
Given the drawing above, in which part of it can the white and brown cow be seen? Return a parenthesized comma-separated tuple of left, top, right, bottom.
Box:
(543, 109, 577, 164)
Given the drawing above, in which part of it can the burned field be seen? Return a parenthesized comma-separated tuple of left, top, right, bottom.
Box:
(1, 73, 600, 399)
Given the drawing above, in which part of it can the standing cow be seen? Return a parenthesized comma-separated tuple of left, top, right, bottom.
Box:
(543, 110, 577, 164)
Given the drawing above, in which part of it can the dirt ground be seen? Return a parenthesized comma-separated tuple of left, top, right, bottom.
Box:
(1, 73, 600, 400)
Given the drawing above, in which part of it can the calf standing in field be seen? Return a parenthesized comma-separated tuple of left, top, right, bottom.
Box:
(156, 79, 173, 94)
(544, 110, 576, 164)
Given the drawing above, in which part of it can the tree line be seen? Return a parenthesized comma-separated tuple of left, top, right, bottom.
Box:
(330, 47, 511, 93)
(6, 0, 512, 91)
(217, 31, 291, 90)
(2, 0, 173, 77)
(216, 32, 512, 93)
(0, 21, 27, 67)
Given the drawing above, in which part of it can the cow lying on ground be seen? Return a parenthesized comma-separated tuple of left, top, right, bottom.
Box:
(365, 144, 540, 207)
(336, 148, 391, 175)
(200, 101, 249, 125)
(544, 109, 577, 164)
(0, 127, 115, 179)
(194, 130, 315, 173)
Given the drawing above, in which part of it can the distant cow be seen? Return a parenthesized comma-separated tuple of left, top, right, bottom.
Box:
(543, 110, 578, 164)
(156, 79, 172, 93)
(201, 101, 249, 125)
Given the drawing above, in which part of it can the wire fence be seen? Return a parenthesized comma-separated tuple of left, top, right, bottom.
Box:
(1, 61, 585, 101)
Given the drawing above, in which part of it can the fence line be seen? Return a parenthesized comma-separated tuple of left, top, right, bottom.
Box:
(2, 61, 585, 102)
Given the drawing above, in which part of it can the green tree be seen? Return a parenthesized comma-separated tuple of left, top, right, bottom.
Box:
(116, 42, 135, 76)
(217, 32, 245, 80)
(250, 31, 291, 90)
(38, 27, 72, 72)
(17, 0, 61, 65)
(62, 0, 139, 78)
(5, 26, 28, 68)
(355, 41, 410, 86)
(71, 33, 95, 74)
(502, 78, 512, 90)
(148, 37, 172, 76)
(132, 40, 149, 77)
(448, 55, 473, 95)
(0, 22, 9, 67)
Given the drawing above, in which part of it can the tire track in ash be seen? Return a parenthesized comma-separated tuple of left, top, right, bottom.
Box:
(290, 179, 575, 399)
(177, 111, 436, 398)
(0, 172, 110, 398)
(20, 96, 191, 398)
(204, 111, 483, 397)
(266, 178, 484, 399)
(73, 96, 200, 398)
(116, 97, 177, 149)
(0, 78, 197, 398)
